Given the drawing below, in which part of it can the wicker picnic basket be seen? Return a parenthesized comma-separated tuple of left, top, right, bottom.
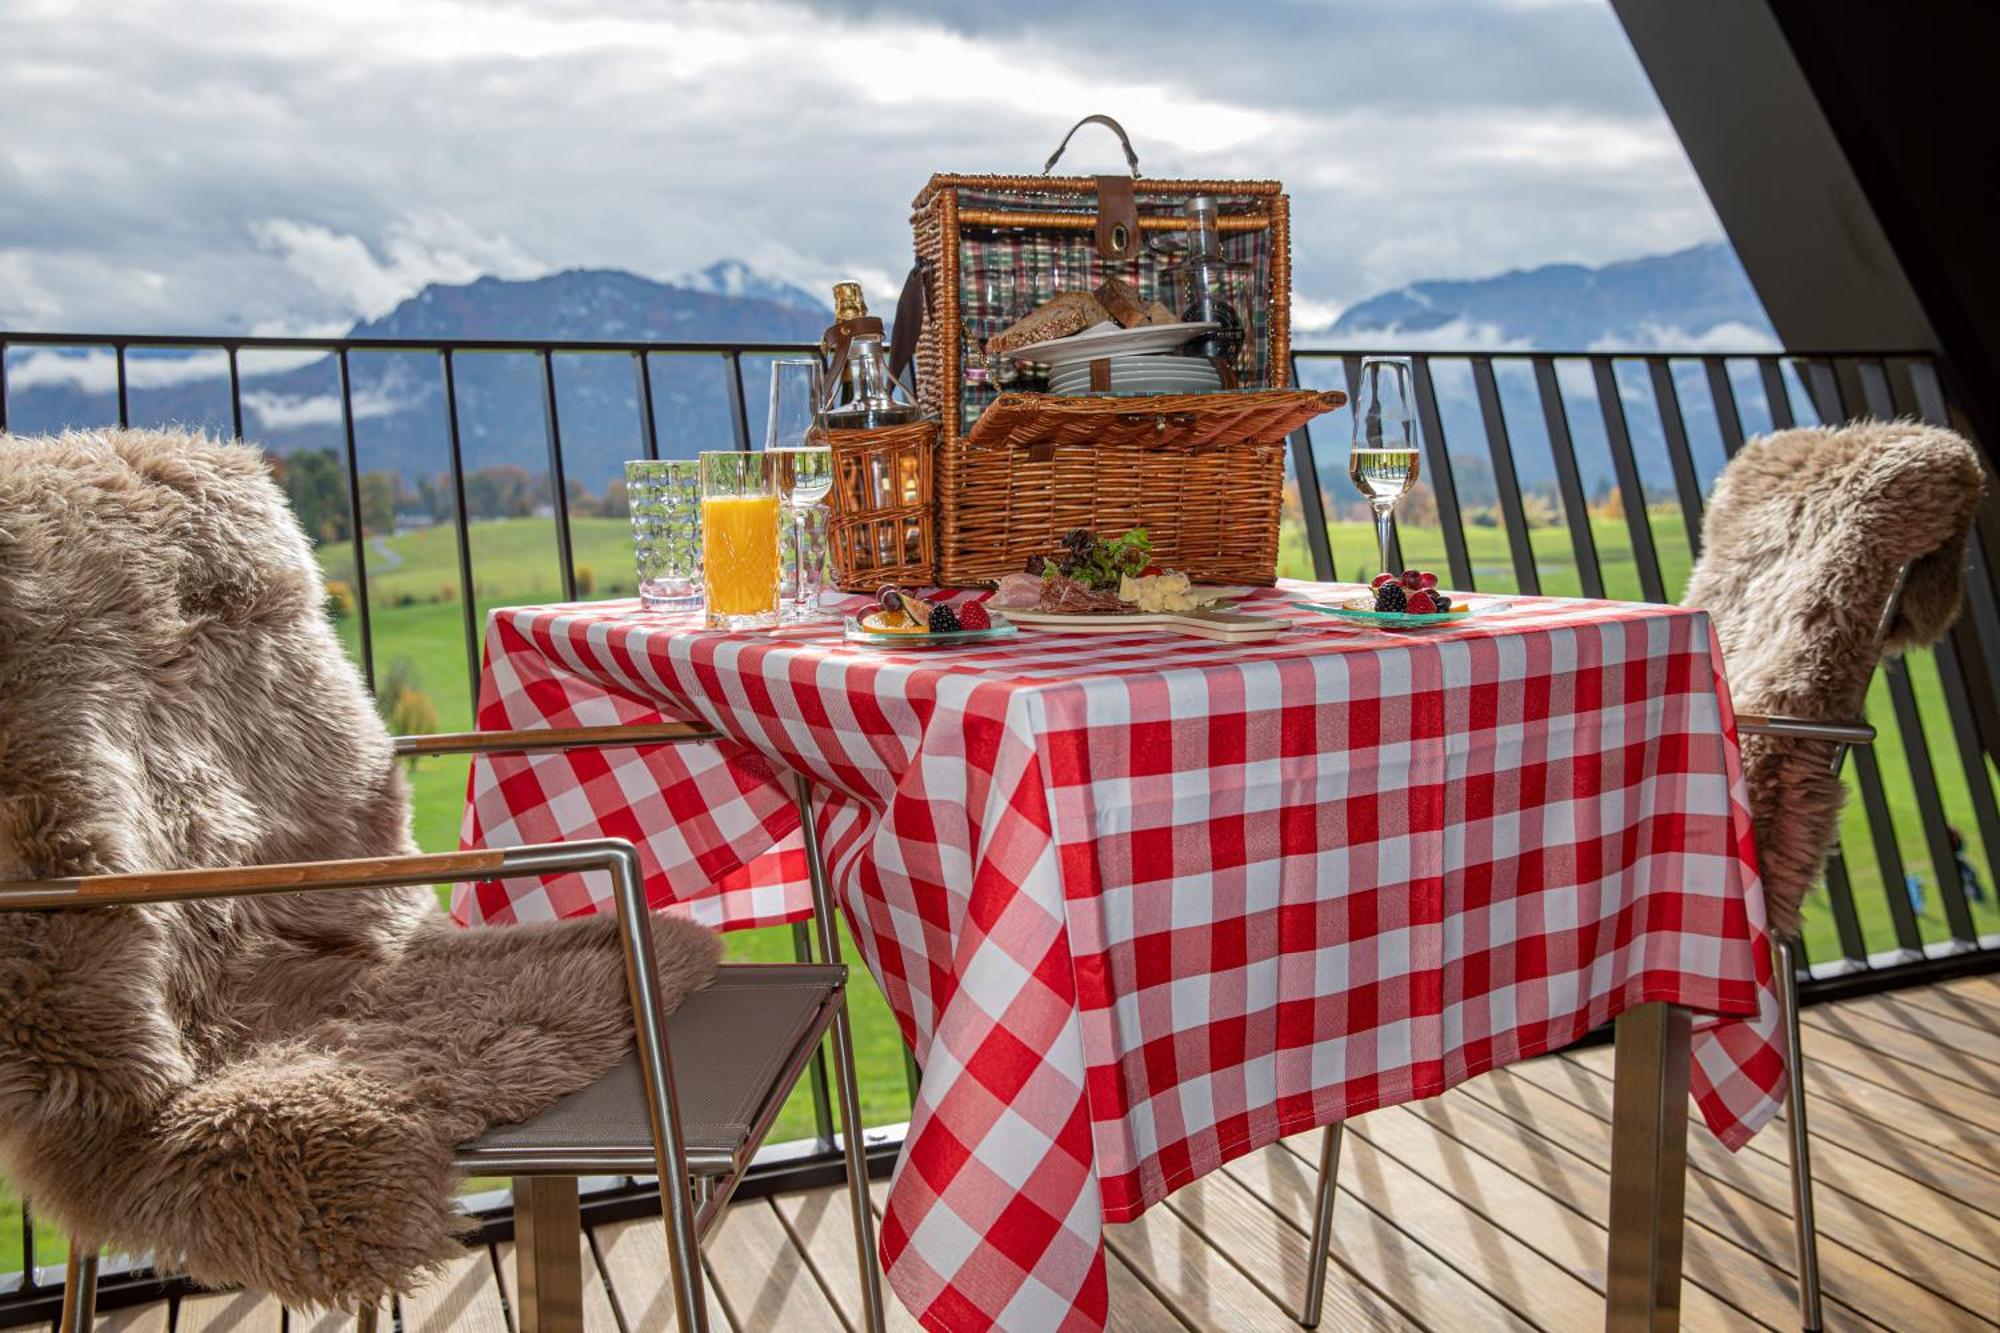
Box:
(898, 115, 1345, 586)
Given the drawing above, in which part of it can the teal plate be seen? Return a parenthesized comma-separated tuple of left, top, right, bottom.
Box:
(1290, 597, 1512, 630)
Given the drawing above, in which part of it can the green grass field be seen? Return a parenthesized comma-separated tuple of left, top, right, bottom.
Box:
(8, 500, 1988, 1273)
(337, 509, 1996, 1081)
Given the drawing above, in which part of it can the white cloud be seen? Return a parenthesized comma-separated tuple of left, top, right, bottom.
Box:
(0, 0, 1732, 334)
(241, 384, 409, 430)
(250, 214, 545, 321)
(1321, 317, 1539, 352)
(1590, 320, 1781, 354)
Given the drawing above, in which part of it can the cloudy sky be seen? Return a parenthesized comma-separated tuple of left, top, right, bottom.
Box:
(0, 0, 1727, 337)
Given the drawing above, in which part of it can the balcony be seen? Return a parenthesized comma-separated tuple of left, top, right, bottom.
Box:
(0, 330, 1995, 1330)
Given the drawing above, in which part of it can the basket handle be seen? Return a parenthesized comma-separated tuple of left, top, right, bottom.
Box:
(1041, 115, 1141, 177)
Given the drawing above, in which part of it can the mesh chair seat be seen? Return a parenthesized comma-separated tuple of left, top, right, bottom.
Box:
(456, 963, 843, 1177)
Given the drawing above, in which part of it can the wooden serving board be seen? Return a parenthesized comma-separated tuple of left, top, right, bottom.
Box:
(1004, 607, 1288, 643)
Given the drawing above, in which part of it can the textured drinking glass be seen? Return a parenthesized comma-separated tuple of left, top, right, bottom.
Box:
(699, 450, 782, 630)
(773, 445, 834, 622)
(1349, 356, 1421, 577)
(624, 460, 703, 611)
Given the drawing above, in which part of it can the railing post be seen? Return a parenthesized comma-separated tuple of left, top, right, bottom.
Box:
(539, 349, 579, 603)
(1287, 353, 1336, 582)
(440, 350, 483, 695)
(334, 347, 376, 693)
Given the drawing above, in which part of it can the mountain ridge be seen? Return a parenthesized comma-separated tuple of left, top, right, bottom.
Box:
(3, 247, 1776, 501)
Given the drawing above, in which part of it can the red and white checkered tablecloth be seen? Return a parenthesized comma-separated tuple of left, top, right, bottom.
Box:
(455, 581, 1784, 1333)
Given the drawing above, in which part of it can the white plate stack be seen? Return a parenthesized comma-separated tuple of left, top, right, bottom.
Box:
(1046, 355, 1223, 397)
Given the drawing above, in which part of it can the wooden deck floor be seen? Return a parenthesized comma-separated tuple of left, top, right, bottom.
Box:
(80, 978, 2000, 1332)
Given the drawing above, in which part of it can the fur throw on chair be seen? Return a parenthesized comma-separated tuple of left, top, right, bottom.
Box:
(0, 429, 721, 1309)
(1684, 420, 1986, 936)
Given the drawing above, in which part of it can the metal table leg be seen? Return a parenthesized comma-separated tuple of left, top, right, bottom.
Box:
(1604, 1002, 1692, 1333)
(513, 1176, 585, 1333)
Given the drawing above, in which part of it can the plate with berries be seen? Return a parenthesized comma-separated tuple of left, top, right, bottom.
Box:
(843, 587, 1018, 648)
(1291, 570, 1509, 629)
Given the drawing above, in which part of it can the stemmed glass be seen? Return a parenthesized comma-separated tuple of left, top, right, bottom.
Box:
(765, 359, 835, 622)
(1349, 356, 1421, 578)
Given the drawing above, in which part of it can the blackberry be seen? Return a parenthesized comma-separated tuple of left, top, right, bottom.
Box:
(1025, 554, 1047, 576)
(928, 605, 962, 633)
(1431, 591, 1452, 611)
(1374, 583, 1408, 613)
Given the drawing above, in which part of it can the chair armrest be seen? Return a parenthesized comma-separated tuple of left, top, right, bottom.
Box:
(0, 838, 640, 911)
(1733, 714, 1876, 746)
(393, 722, 721, 759)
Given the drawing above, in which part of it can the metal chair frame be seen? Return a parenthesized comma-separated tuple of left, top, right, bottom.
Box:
(1298, 571, 1913, 1331)
(4, 723, 886, 1333)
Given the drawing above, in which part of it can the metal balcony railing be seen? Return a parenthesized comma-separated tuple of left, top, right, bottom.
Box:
(0, 330, 1995, 1323)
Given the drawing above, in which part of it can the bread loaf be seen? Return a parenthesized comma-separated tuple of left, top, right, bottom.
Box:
(989, 291, 1109, 355)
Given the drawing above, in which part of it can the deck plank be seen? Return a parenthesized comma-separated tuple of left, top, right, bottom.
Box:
(701, 1198, 845, 1333)
(1940, 974, 2000, 1012)
(1448, 1067, 1962, 1330)
(1472, 1060, 2000, 1323)
(1368, 1088, 1808, 1328)
(496, 1237, 620, 1333)
(174, 1290, 283, 1333)
(1832, 992, 2000, 1064)
(1808, 995, 2000, 1090)
(1220, 1140, 1538, 1333)
(91, 1304, 169, 1333)
(394, 1245, 509, 1333)
(1565, 1044, 2000, 1223)
(1153, 1154, 1413, 1332)
(287, 1301, 386, 1333)
(772, 1185, 924, 1333)
(1799, 1020, 2000, 1133)
(1100, 1180, 1319, 1332)
(593, 1215, 733, 1333)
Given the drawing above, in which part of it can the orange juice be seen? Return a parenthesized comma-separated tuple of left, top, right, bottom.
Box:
(702, 494, 781, 616)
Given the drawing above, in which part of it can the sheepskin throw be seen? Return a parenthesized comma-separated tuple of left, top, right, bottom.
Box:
(0, 429, 721, 1309)
(1684, 420, 1985, 936)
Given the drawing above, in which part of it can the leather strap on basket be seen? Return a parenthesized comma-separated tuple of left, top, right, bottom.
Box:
(1041, 114, 1141, 177)
(819, 315, 886, 385)
(888, 264, 925, 385)
(1040, 115, 1145, 262)
(1090, 358, 1112, 392)
(1095, 175, 1140, 261)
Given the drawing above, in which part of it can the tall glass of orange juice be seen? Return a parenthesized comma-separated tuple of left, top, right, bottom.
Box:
(699, 451, 782, 630)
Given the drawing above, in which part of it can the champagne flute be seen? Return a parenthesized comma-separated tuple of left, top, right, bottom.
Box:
(1349, 356, 1421, 578)
(766, 358, 834, 622)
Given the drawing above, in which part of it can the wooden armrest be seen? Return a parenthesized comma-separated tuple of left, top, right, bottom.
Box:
(393, 722, 721, 759)
(1733, 714, 1876, 746)
(0, 838, 640, 911)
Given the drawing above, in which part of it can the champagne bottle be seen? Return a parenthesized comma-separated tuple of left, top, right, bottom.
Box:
(822, 282, 919, 429)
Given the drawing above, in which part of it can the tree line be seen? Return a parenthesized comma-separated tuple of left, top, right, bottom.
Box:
(268, 449, 630, 544)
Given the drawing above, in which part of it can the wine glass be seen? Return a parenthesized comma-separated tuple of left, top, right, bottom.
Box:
(1349, 357, 1421, 578)
(765, 359, 835, 622)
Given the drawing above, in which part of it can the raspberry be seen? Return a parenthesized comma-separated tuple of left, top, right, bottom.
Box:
(1375, 583, 1408, 613)
(1405, 590, 1438, 614)
(1371, 572, 1397, 591)
(927, 605, 962, 633)
(956, 601, 991, 631)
